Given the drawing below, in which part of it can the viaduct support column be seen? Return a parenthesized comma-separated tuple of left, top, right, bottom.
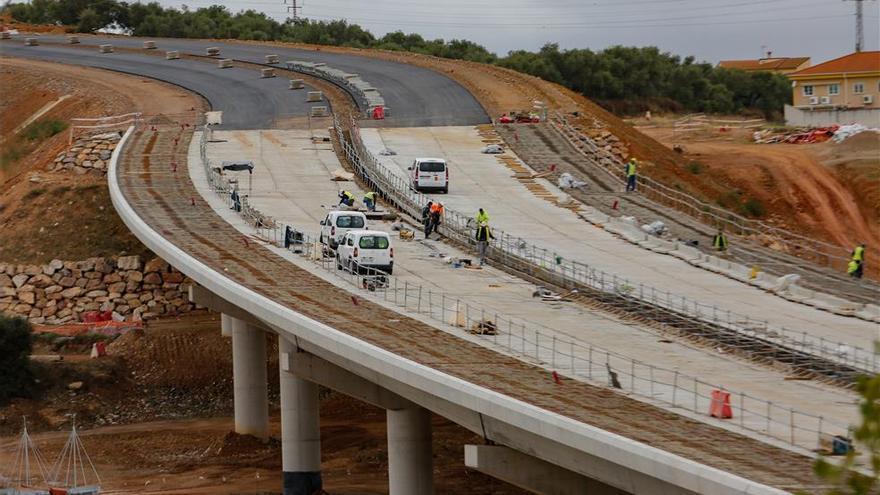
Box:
(387, 406, 433, 494)
(279, 337, 322, 495)
(230, 315, 269, 438)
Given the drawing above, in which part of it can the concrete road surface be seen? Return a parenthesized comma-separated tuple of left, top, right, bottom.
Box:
(360, 126, 880, 352)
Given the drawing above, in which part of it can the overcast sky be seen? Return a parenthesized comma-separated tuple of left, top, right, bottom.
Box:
(161, 0, 879, 64)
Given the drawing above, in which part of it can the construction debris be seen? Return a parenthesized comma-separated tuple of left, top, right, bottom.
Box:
(557, 172, 587, 189)
(378, 148, 397, 156)
(832, 123, 879, 143)
(470, 319, 498, 335)
(398, 229, 414, 240)
(641, 220, 667, 237)
(752, 126, 838, 144)
(330, 169, 355, 181)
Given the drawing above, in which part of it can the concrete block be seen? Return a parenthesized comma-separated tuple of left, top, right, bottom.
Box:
(206, 46, 221, 56)
(289, 79, 305, 90)
(165, 50, 180, 60)
(99, 44, 113, 53)
(855, 304, 880, 323)
(265, 54, 279, 64)
(669, 244, 702, 262)
(218, 59, 234, 69)
(260, 68, 276, 78)
(24, 37, 38, 46)
(67, 36, 80, 44)
(307, 91, 323, 102)
(143, 40, 157, 49)
(0, 32, 11, 40)
(310, 106, 329, 117)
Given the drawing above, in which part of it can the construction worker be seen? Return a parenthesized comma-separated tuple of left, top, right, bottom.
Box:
(363, 191, 377, 212)
(338, 190, 355, 207)
(851, 243, 865, 278)
(421, 201, 433, 238)
(625, 158, 637, 192)
(848, 259, 860, 278)
(427, 202, 444, 238)
(712, 230, 729, 252)
(475, 208, 494, 265)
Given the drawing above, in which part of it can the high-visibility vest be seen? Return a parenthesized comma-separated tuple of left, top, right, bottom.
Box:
(476, 224, 492, 241)
(713, 233, 728, 250)
(342, 190, 354, 200)
(430, 204, 443, 215)
(848, 260, 860, 274)
(363, 191, 376, 202)
(852, 245, 865, 262)
(626, 161, 637, 177)
(475, 210, 489, 225)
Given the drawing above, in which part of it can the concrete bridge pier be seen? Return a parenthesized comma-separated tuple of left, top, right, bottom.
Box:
(387, 406, 434, 494)
(279, 337, 323, 495)
(229, 315, 269, 438)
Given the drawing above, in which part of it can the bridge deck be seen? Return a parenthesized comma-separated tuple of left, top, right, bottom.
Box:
(117, 126, 824, 493)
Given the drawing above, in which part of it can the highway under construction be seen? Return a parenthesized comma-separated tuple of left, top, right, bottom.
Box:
(1, 32, 878, 495)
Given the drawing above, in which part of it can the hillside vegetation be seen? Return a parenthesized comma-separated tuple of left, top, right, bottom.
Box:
(4, 1, 791, 118)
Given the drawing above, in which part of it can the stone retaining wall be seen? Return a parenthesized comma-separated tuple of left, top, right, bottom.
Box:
(0, 255, 197, 324)
(50, 132, 121, 175)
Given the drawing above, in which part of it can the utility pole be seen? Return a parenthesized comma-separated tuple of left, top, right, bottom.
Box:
(284, 0, 302, 22)
(843, 0, 877, 52)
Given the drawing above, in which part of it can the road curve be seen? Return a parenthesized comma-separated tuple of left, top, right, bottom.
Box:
(2, 34, 489, 127)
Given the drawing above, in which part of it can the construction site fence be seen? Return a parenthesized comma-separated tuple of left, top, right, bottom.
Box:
(191, 124, 853, 452)
(550, 112, 873, 278)
(672, 113, 765, 132)
(325, 115, 878, 377)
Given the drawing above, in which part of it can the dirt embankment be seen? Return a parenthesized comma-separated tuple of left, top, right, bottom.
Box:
(0, 315, 525, 494)
(638, 121, 880, 251)
(0, 58, 206, 264)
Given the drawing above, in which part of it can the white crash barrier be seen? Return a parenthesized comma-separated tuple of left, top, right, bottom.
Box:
(286, 60, 386, 117)
(307, 91, 323, 102)
(165, 50, 180, 60)
(99, 44, 113, 53)
(261, 68, 276, 78)
(289, 79, 304, 90)
(265, 54, 279, 64)
(1, 32, 11, 40)
(143, 40, 157, 49)
(67, 36, 80, 44)
(206, 46, 221, 56)
(217, 59, 233, 69)
(24, 37, 38, 46)
(855, 304, 880, 323)
(310, 106, 329, 117)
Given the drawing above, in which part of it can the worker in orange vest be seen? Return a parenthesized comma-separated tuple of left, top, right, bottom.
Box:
(426, 202, 444, 239)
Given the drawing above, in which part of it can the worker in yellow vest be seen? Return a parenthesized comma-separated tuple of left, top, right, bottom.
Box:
(848, 259, 860, 278)
(851, 243, 865, 279)
(712, 230, 729, 252)
(625, 158, 637, 192)
(363, 191, 377, 211)
(338, 190, 355, 207)
(475, 208, 493, 265)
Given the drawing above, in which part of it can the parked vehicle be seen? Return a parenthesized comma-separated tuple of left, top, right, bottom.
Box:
(320, 211, 367, 249)
(408, 158, 448, 193)
(336, 230, 394, 275)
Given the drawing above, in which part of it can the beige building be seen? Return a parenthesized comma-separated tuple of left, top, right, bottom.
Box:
(786, 51, 880, 126)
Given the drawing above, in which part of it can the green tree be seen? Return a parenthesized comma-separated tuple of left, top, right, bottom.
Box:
(76, 7, 102, 32)
(814, 372, 880, 494)
(0, 315, 35, 406)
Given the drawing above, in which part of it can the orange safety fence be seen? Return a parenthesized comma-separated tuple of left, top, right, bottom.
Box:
(32, 320, 142, 337)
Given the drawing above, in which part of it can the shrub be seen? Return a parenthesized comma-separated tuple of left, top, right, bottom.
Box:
(686, 161, 703, 175)
(22, 119, 68, 142)
(0, 315, 35, 405)
(740, 197, 766, 218)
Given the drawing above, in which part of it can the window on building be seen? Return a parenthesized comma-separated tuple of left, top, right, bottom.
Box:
(828, 84, 840, 95)
(803, 85, 814, 96)
(854, 83, 865, 94)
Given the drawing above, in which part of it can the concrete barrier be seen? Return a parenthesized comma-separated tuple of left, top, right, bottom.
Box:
(67, 36, 80, 44)
(261, 68, 276, 78)
(206, 46, 221, 57)
(165, 50, 180, 60)
(99, 44, 113, 53)
(24, 37, 38, 46)
(143, 40, 157, 49)
(218, 59, 234, 69)
(265, 54, 280, 64)
(307, 91, 323, 102)
(0, 32, 11, 40)
(290, 79, 305, 90)
(310, 106, 329, 117)
(855, 304, 880, 323)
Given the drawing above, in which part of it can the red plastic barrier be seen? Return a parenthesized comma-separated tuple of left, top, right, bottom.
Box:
(709, 389, 733, 419)
(372, 106, 385, 120)
(81, 310, 112, 323)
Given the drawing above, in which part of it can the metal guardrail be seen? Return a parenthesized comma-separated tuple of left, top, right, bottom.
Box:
(551, 112, 878, 280)
(192, 123, 853, 452)
(325, 115, 879, 378)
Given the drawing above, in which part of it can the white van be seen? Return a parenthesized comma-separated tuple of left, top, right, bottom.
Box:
(320, 211, 367, 249)
(409, 158, 448, 193)
(336, 230, 394, 275)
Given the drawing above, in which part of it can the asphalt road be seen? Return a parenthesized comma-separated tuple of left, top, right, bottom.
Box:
(4, 34, 490, 127)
